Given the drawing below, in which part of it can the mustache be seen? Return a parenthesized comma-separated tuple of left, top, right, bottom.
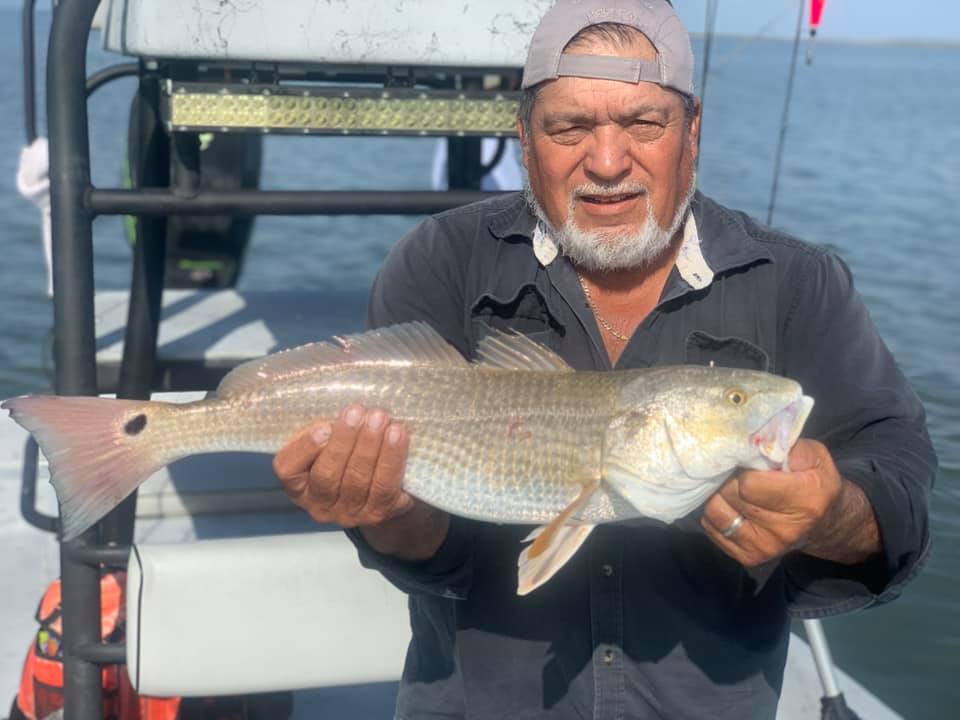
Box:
(572, 182, 649, 199)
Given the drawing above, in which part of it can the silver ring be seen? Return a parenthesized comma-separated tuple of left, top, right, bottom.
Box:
(722, 515, 745, 539)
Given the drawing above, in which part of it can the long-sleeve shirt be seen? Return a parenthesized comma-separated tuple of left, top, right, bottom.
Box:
(347, 191, 936, 720)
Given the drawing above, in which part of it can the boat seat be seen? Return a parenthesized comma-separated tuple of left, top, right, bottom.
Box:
(126, 531, 410, 696)
(94, 289, 369, 393)
(101, 0, 549, 67)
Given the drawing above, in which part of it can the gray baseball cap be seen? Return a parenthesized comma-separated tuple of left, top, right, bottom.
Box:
(522, 0, 695, 96)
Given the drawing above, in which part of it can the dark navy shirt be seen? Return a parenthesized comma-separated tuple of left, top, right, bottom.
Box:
(348, 192, 935, 720)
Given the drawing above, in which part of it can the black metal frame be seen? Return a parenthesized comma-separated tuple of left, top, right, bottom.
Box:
(40, 1, 511, 717)
(22, 0, 37, 143)
(88, 188, 501, 215)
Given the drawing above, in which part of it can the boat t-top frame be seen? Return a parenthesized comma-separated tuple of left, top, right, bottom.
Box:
(33, 0, 530, 716)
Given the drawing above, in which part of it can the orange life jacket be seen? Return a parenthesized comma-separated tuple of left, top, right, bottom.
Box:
(14, 571, 180, 720)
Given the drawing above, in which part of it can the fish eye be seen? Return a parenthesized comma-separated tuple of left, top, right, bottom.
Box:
(725, 388, 748, 406)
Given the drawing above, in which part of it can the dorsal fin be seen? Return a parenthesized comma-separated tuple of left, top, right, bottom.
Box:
(475, 328, 573, 372)
(215, 322, 467, 398)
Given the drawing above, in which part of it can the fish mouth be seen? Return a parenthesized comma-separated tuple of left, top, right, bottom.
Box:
(750, 396, 815, 470)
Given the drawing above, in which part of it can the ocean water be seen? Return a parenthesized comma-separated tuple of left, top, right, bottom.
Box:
(0, 10, 958, 718)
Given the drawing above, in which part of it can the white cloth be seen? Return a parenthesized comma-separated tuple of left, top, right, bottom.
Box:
(16, 137, 53, 296)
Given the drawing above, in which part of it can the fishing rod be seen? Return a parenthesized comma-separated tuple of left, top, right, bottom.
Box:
(698, 0, 720, 112)
(695, 0, 719, 172)
(766, 0, 805, 225)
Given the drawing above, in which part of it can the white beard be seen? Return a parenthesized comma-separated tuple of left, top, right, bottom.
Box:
(524, 176, 696, 273)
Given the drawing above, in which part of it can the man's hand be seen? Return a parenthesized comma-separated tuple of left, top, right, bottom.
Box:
(272, 404, 449, 560)
(701, 439, 882, 567)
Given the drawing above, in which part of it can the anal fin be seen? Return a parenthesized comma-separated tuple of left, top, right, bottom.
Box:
(517, 479, 600, 596)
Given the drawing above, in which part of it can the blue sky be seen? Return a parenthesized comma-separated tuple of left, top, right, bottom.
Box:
(5, 1, 958, 43)
(675, 1, 958, 42)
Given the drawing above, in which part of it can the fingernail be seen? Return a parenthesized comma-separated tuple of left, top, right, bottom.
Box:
(311, 425, 331, 445)
(344, 405, 364, 427)
(367, 409, 386, 431)
(387, 425, 403, 445)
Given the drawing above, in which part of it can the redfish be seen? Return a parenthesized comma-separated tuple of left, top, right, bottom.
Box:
(2, 322, 812, 594)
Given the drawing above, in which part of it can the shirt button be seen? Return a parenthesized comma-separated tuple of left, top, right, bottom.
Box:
(603, 649, 615, 665)
(600, 564, 614, 577)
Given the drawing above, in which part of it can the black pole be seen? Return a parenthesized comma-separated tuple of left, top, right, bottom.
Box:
(86, 61, 140, 96)
(22, 0, 38, 143)
(479, 138, 507, 177)
(47, 1, 109, 719)
(767, 0, 806, 226)
(102, 71, 171, 546)
(86, 188, 504, 216)
(20, 436, 59, 532)
(447, 137, 485, 190)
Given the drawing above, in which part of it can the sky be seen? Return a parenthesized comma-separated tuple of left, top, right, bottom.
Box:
(675, 0, 959, 43)
(4, 1, 958, 44)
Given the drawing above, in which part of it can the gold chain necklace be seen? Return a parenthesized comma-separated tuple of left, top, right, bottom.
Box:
(577, 275, 630, 343)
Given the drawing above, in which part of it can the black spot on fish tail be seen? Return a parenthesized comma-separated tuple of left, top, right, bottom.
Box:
(124, 413, 148, 436)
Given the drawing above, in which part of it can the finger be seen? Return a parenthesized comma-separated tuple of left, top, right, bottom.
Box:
(273, 423, 332, 496)
(783, 438, 824, 473)
(738, 441, 833, 512)
(363, 422, 413, 523)
(702, 491, 748, 541)
(306, 405, 366, 509)
(714, 475, 776, 524)
(701, 517, 753, 566)
(736, 468, 799, 513)
(339, 408, 389, 515)
(701, 491, 768, 566)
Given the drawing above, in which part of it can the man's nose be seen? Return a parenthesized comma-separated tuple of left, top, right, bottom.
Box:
(583, 127, 631, 183)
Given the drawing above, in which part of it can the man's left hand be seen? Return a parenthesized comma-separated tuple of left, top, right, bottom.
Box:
(701, 439, 881, 567)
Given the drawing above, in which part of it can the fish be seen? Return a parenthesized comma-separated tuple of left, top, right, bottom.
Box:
(2, 322, 813, 595)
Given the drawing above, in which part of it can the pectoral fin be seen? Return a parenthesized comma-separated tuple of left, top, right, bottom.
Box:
(517, 479, 600, 596)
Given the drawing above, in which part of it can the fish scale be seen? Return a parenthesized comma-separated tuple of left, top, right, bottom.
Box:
(170, 364, 636, 523)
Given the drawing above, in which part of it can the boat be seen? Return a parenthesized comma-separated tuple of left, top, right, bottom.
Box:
(2, 1, 902, 718)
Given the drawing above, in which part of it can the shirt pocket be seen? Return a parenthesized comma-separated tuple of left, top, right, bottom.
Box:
(469, 284, 560, 353)
(684, 330, 769, 372)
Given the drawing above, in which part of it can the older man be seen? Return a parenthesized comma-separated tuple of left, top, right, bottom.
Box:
(273, 1, 935, 717)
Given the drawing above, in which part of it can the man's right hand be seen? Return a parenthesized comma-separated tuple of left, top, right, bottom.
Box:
(272, 404, 449, 560)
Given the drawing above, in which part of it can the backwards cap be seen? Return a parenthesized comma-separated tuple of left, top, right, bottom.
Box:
(522, 0, 695, 96)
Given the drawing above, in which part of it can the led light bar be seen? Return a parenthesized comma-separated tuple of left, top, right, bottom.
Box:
(165, 82, 520, 137)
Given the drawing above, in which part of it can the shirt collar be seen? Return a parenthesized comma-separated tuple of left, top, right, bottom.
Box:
(485, 191, 774, 292)
(532, 212, 714, 290)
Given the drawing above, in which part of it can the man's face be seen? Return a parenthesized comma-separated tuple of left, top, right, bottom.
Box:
(519, 36, 701, 270)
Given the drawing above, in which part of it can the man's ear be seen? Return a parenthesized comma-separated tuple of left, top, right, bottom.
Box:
(516, 117, 530, 170)
(688, 97, 703, 165)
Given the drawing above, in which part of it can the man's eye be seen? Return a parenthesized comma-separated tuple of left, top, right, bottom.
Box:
(550, 126, 588, 143)
(628, 121, 666, 140)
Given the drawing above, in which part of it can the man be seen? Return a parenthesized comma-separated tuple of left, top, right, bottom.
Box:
(273, 1, 935, 717)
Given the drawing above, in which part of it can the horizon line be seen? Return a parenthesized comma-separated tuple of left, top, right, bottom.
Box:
(690, 31, 960, 49)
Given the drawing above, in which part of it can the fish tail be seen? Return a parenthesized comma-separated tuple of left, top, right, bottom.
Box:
(2, 394, 172, 540)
